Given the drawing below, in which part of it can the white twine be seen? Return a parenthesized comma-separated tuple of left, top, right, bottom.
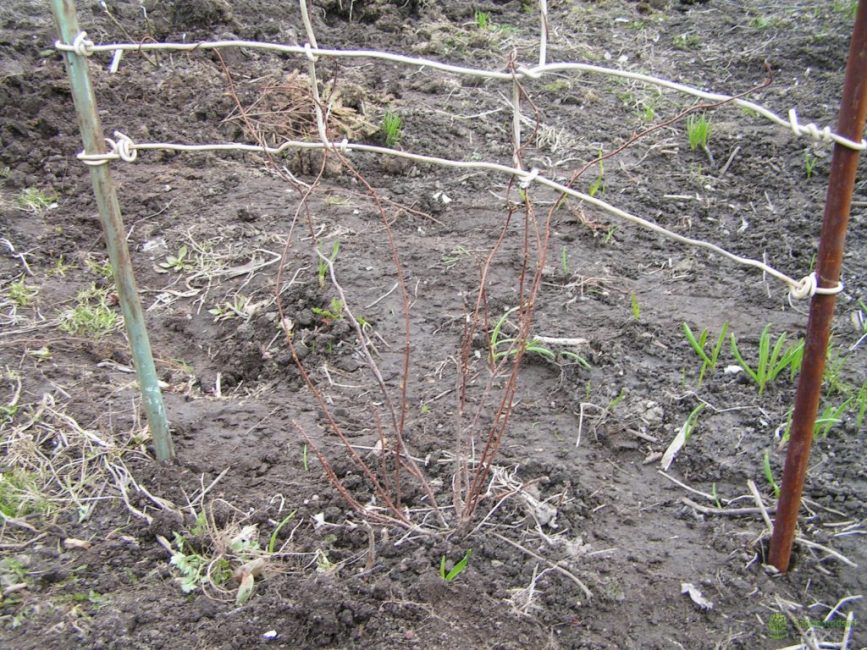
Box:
(77, 131, 137, 165)
(70, 133, 836, 299)
(789, 272, 843, 301)
(789, 109, 866, 151)
(53, 35, 866, 151)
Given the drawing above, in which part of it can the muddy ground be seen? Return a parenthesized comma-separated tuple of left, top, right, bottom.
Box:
(1, 1, 866, 648)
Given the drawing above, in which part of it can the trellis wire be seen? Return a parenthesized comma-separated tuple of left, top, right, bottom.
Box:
(56, 20, 859, 299)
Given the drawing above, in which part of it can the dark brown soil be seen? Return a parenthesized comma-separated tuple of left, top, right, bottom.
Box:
(1, 1, 865, 649)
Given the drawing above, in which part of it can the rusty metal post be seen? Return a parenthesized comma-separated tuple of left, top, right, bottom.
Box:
(769, 1, 867, 573)
(49, 0, 175, 461)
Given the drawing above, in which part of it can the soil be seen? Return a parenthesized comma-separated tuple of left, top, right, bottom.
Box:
(1, 1, 865, 649)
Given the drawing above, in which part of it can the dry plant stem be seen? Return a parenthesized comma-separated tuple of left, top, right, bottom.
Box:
(492, 532, 592, 600)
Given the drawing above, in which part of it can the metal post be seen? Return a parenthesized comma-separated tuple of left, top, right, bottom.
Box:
(50, 0, 174, 461)
(769, 0, 867, 573)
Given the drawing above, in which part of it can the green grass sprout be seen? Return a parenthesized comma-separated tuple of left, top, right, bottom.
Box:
(730, 325, 804, 394)
(440, 549, 472, 582)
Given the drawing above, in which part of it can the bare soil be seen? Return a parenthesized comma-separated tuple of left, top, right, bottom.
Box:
(1, 1, 865, 649)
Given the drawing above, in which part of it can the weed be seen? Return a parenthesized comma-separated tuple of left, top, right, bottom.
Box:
(814, 398, 853, 439)
(49, 256, 73, 277)
(855, 381, 866, 430)
(763, 450, 780, 498)
(686, 114, 711, 152)
(804, 150, 817, 178)
(209, 294, 254, 322)
(730, 325, 804, 394)
(629, 292, 641, 321)
(672, 33, 701, 50)
(560, 246, 569, 275)
(16, 187, 57, 213)
(84, 257, 113, 280)
(588, 150, 605, 197)
(159, 244, 193, 272)
(641, 105, 655, 122)
(440, 549, 472, 582)
(302, 444, 309, 472)
(0, 469, 52, 519)
(543, 79, 571, 93)
(490, 308, 590, 368)
(312, 297, 345, 322)
(474, 10, 490, 29)
(267, 511, 296, 554)
(682, 321, 729, 385)
(442, 245, 469, 269)
(59, 284, 119, 338)
(382, 112, 402, 147)
(603, 225, 617, 244)
(7, 278, 36, 308)
(317, 240, 341, 287)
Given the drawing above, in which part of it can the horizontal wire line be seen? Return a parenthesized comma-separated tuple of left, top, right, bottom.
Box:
(55, 36, 865, 150)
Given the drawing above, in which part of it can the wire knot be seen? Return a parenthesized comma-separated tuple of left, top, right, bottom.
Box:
(519, 167, 540, 189)
(789, 272, 844, 301)
(77, 132, 138, 166)
(71, 31, 95, 57)
(303, 42, 318, 62)
(788, 109, 866, 151)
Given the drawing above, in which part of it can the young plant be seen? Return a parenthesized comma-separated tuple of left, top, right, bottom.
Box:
(629, 292, 641, 321)
(560, 246, 569, 275)
(381, 112, 402, 147)
(763, 450, 780, 498)
(730, 325, 804, 395)
(317, 240, 340, 287)
(59, 284, 119, 338)
(682, 321, 729, 385)
(7, 278, 37, 308)
(439, 549, 472, 582)
(159, 244, 193, 272)
(814, 398, 853, 439)
(16, 187, 57, 213)
(490, 308, 590, 368)
(474, 10, 490, 29)
(686, 114, 711, 152)
(311, 297, 345, 322)
(587, 150, 605, 197)
(804, 150, 817, 178)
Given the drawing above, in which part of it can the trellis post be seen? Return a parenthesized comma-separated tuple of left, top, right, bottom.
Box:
(49, 0, 174, 461)
(769, 0, 867, 573)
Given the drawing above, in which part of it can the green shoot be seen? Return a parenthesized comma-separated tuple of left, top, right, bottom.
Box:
(16, 187, 57, 213)
(302, 444, 309, 471)
(672, 33, 701, 50)
(730, 325, 804, 394)
(686, 114, 711, 152)
(560, 246, 569, 275)
(312, 297, 345, 322)
(59, 284, 119, 338)
(683, 403, 705, 442)
(588, 150, 605, 197)
(682, 321, 729, 385)
(7, 278, 37, 308)
(763, 450, 780, 498)
(814, 398, 853, 439)
(439, 549, 472, 582)
(490, 308, 590, 368)
(267, 511, 297, 554)
(474, 10, 490, 29)
(710, 483, 723, 509)
(856, 381, 866, 430)
(317, 240, 341, 287)
(382, 112, 402, 147)
(159, 244, 193, 272)
(629, 292, 641, 321)
(804, 150, 817, 178)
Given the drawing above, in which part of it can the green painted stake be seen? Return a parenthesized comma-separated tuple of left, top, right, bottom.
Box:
(50, 0, 174, 461)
